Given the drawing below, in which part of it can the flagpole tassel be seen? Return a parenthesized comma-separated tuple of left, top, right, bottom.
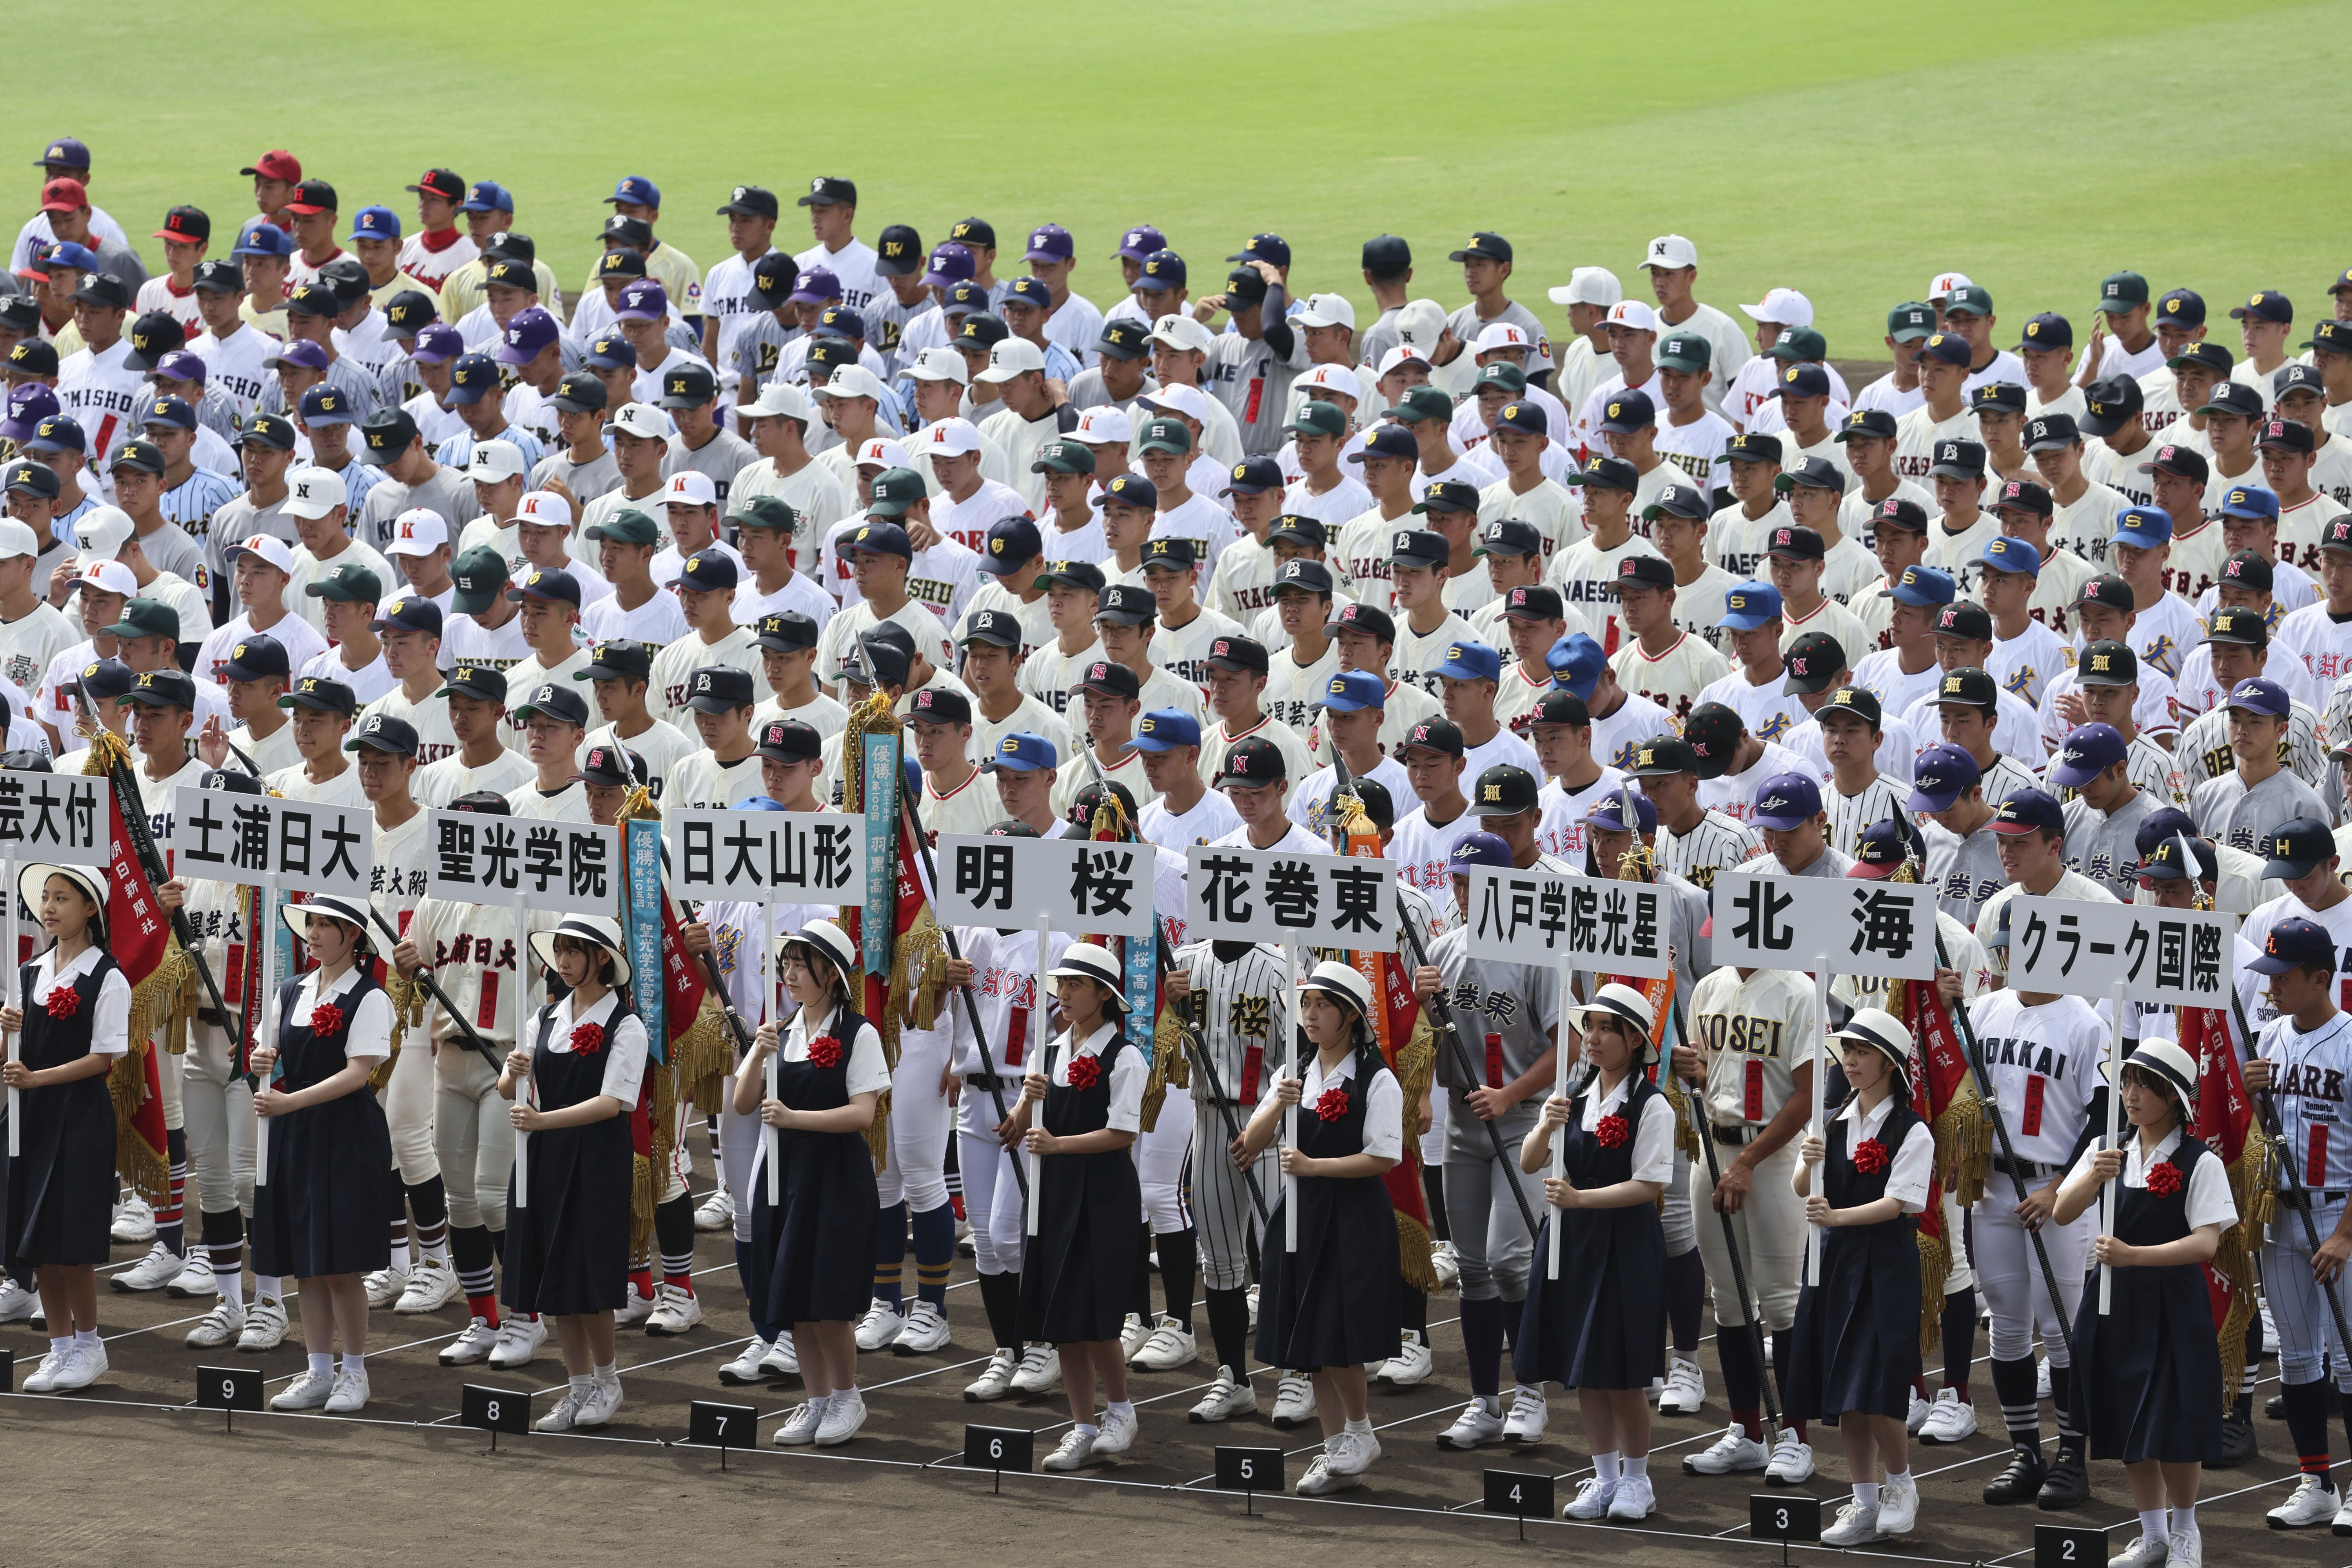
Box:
(1394, 1204, 1441, 1295)
(1915, 1230, 1949, 1355)
(672, 993, 731, 1112)
(109, 1042, 170, 1205)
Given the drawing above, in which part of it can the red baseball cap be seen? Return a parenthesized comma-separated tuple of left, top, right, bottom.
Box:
(240, 149, 301, 183)
(39, 177, 86, 213)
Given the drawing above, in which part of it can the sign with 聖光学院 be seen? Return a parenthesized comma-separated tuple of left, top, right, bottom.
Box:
(2008, 897, 2238, 1007)
(935, 833, 1154, 937)
(1184, 844, 1396, 952)
(0, 767, 108, 867)
(424, 809, 620, 916)
(171, 788, 370, 900)
(665, 807, 864, 905)
(1712, 868, 1936, 980)
(1458, 864, 1670, 977)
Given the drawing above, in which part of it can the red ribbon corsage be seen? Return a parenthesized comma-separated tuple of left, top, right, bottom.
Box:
(1852, 1138, 1891, 1174)
(42, 987, 79, 1020)
(807, 1034, 843, 1069)
(1065, 1053, 1103, 1091)
(1314, 1086, 1350, 1122)
(1594, 1113, 1631, 1149)
(569, 1023, 606, 1056)
(2144, 1160, 2183, 1198)
(308, 1002, 346, 1036)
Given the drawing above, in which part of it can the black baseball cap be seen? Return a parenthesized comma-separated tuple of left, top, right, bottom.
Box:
(514, 681, 591, 727)
(436, 663, 509, 704)
(906, 686, 971, 726)
(1397, 717, 1465, 759)
(1074, 659, 1140, 701)
(717, 184, 780, 219)
(957, 608, 1023, 650)
(1094, 583, 1157, 626)
(1935, 666, 2000, 711)
(218, 635, 290, 682)
(1466, 764, 1539, 817)
(346, 713, 420, 758)
(1780, 631, 1847, 694)
(2079, 376, 2145, 439)
(578, 640, 653, 682)
(123, 667, 197, 710)
(1627, 735, 1699, 777)
(1204, 634, 1269, 673)
(278, 675, 357, 715)
(754, 720, 821, 764)
(1817, 685, 1882, 730)
(2263, 818, 2336, 881)
(578, 742, 648, 787)
(752, 611, 819, 653)
(1680, 703, 1743, 779)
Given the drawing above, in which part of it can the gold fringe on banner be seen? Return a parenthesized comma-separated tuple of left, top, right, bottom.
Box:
(1139, 999, 1192, 1133)
(109, 1041, 169, 1205)
(1916, 1229, 1950, 1355)
(1396, 1208, 1440, 1295)
(2215, 1125, 2278, 1408)
(674, 993, 731, 1112)
(372, 970, 427, 1093)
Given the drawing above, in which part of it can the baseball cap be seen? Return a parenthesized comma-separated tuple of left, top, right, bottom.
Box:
(1095, 583, 1158, 628)
(2048, 723, 2127, 789)
(2229, 290, 2293, 325)
(1433, 639, 1502, 684)
(2225, 677, 2291, 718)
(1141, 537, 1198, 574)
(1750, 772, 1822, 831)
(1626, 735, 1698, 778)
(1927, 439, 1987, 479)
(576, 640, 654, 684)
(1547, 633, 1605, 700)
(217, 635, 290, 683)
(1891, 565, 1956, 607)
(2248, 915, 2334, 975)
(1979, 536, 2041, 579)
(2195, 383, 2265, 421)
(2076, 640, 2139, 687)
(1680, 704, 1743, 779)
(1398, 717, 1466, 759)
(1876, 499, 1927, 533)
(1467, 764, 1540, 818)
(1099, 473, 1157, 511)
(1935, 603, 1993, 643)
(1817, 685, 1882, 730)
(2079, 376, 2146, 439)
(1641, 235, 1697, 270)
(2204, 604, 2268, 646)
(1654, 333, 1711, 373)
(447, 545, 510, 615)
(304, 561, 383, 606)
(1346, 426, 1419, 465)
(582, 508, 657, 548)
(2073, 574, 2135, 613)
(1128, 708, 1201, 753)
(980, 732, 1056, 776)
(1319, 670, 1387, 714)
(2257, 417, 2316, 455)
(223, 533, 295, 575)
(1969, 382, 2027, 417)
(2016, 312, 2074, 352)
(1579, 788, 1655, 836)
(1989, 788, 2064, 837)
(371, 595, 444, 637)
(2262, 818, 2336, 881)
(1906, 742, 1982, 811)
(1501, 585, 1564, 624)
(1780, 632, 1847, 695)
(123, 666, 198, 711)
(344, 713, 419, 759)
(2109, 507, 2173, 550)
(1074, 660, 1140, 701)
(513, 681, 591, 727)
(1032, 559, 1106, 595)
(1717, 581, 1783, 630)
(1221, 455, 1285, 496)
(1595, 390, 1656, 433)
(2218, 485, 2280, 522)
(278, 675, 356, 716)
(1546, 266, 1621, 308)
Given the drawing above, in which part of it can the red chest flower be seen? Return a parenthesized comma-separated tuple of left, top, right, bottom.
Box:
(2144, 1160, 2183, 1198)
(807, 1034, 843, 1069)
(307, 1002, 346, 1037)
(43, 986, 80, 1020)
(1314, 1085, 1350, 1122)
(1065, 1053, 1103, 1091)
(568, 1023, 606, 1056)
(1594, 1113, 1631, 1149)
(1852, 1138, 1891, 1174)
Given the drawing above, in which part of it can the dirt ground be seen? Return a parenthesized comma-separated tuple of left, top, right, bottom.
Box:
(5, 1139, 2345, 1568)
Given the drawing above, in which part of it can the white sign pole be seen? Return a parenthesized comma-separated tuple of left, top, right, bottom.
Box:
(512, 885, 532, 1210)
(2100, 978, 2124, 1315)
(4, 856, 16, 1159)
(254, 874, 274, 1187)
(1807, 952, 1829, 1287)
(1027, 913, 1048, 1239)
(1547, 954, 1572, 1281)
(1283, 943, 1299, 1254)
(764, 903, 779, 1209)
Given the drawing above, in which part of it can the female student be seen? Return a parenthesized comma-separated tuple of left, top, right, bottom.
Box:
(1786, 1007, 1934, 1548)
(248, 894, 394, 1414)
(2053, 1037, 2227, 1568)
(503, 915, 647, 1433)
(1245, 960, 1403, 1497)
(1515, 982, 1671, 1521)
(3, 863, 129, 1393)
(737, 918, 884, 1450)
(1014, 942, 1145, 1473)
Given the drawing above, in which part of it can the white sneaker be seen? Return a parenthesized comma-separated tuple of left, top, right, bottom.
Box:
(1683, 1422, 1767, 1475)
(2108, 1534, 2170, 1567)
(1608, 1473, 1657, 1520)
(1904, 1386, 1931, 1434)
(1765, 1427, 1816, 1483)
(271, 1369, 336, 1411)
(693, 1187, 734, 1231)
(892, 1298, 951, 1354)
(773, 1397, 826, 1446)
(363, 1267, 407, 1308)
(964, 1347, 1019, 1401)
(21, 1347, 69, 1393)
(394, 1258, 459, 1314)
(815, 1385, 866, 1445)
(1271, 1371, 1317, 1428)
(613, 1284, 656, 1328)
(322, 1368, 369, 1414)
(1130, 1316, 1196, 1371)
(1432, 1240, 1460, 1289)
(2336, 1494, 2352, 1536)
(0, 1278, 37, 1322)
(1375, 1328, 1434, 1387)
(1503, 1383, 1548, 1444)
(1188, 1366, 1258, 1422)
(2034, 1355, 2052, 1401)
(1877, 1475, 1918, 1534)
(574, 1376, 623, 1428)
(535, 1391, 580, 1432)
(1658, 1356, 1705, 1414)
(1040, 1427, 1096, 1471)
(854, 1298, 906, 1351)
(720, 1337, 772, 1385)
(49, 1341, 105, 1391)
(487, 1313, 546, 1368)
(2268, 1474, 2338, 1528)
(1296, 1452, 1360, 1494)
(111, 1194, 156, 1244)
(759, 1336, 800, 1379)
(2164, 1525, 2201, 1567)
(1094, 1403, 1138, 1455)
(1564, 1476, 1616, 1519)
(1820, 1501, 1880, 1547)
(112, 1241, 185, 1292)
(1008, 1343, 1058, 1395)
(186, 1296, 246, 1348)
(166, 1250, 216, 1298)
(1437, 1395, 1506, 1450)
(1920, 1387, 1977, 1444)
(1323, 1428, 1379, 1476)
(237, 1295, 289, 1352)
(1118, 1312, 1150, 1359)
(644, 1283, 704, 1336)
(439, 1316, 496, 1365)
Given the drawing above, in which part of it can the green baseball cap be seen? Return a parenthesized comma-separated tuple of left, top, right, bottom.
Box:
(1655, 333, 1712, 372)
(1382, 386, 1454, 425)
(1886, 301, 1934, 343)
(1944, 283, 1993, 317)
(1289, 401, 1347, 438)
(448, 544, 511, 616)
(100, 597, 180, 642)
(304, 561, 384, 605)
(730, 494, 800, 532)
(1031, 438, 1094, 475)
(2094, 271, 2149, 316)
(584, 506, 659, 547)
(1137, 416, 1192, 455)
(1765, 327, 1828, 363)
(865, 466, 926, 517)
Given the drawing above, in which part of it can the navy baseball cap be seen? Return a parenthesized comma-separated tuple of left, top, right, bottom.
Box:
(1135, 249, 1186, 291)
(978, 516, 1042, 575)
(1989, 788, 2065, 837)
(2248, 915, 2334, 975)
(1346, 425, 1419, 465)
(2016, 312, 2074, 352)
(1128, 708, 1201, 752)
(1849, 819, 1920, 880)
(1595, 390, 1657, 434)
(1450, 831, 1513, 870)
(1580, 789, 1656, 835)
(1221, 455, 1285, 496)
(2047, 722, 2127, 788)
(2225, 677, 2291, 718)
(1750, 773, 1822, 831)
(218, 635, 291, 683)
(1906, 742, 1982, 812)
(2263, 818, 2336, 881)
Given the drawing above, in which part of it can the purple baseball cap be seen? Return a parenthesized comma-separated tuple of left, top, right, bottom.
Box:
(1025, 223, 1074, 263)
(266, 339, 329, 372)
(1, 384, 61, 441)
(614, 279, 668, 321)
(920, 242, 976, 288)
(1750, 771, 1822, 831)
(495, 305, 561, 365)
(1449, 831, 1513, 870)
(788, 266, 840, 305)
(1114, 225, 1166, 261)
(151, 349, 208, 385)
(411, 323, 466, 364)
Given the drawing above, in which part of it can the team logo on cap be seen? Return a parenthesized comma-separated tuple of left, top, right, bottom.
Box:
(2091, 651, 2113, 674)
(1938, 442, 1959, 461)
(1089, 662, 1109, 681)
(1607, 401, 1622, 419)
(1229, 750, 1250, 774)
(1760, 790, 1792, 814)
(913, 690, 934, 710)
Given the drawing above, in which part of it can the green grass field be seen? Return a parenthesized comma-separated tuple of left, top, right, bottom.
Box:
(18, 0, 2352, 358)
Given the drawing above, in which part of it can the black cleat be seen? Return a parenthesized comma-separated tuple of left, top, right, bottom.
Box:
(2268, 1391, 2287, 1420)
(2036, 1452, 2091, 1510)
(2214, 1413, 2260, 1469)
(1982, 1446, 2047, 1505)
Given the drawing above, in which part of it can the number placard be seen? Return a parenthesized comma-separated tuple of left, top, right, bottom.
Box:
(689, 1399, 757, 1449)
(2035, 1524, 2109, 1568)
(193, 1363, 262, 1411)
(1749, 1492, 1822, 1541)
(1214, 1445, 1285, 1493)
(1482, 1468, 1555, 1519)
(1713, 869, 1936, 980)
(461, 1382, 532, 1434)
(963, 1423, 1034, 1473)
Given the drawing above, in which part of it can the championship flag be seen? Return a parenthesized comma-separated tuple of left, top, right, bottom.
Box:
(1336, 794, 1438, 1291)
(2185, 1003, 2273, 1409)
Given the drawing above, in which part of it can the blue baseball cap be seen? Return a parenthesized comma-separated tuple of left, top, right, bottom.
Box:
(1449, 831, 1513, 870)
(1321, 670, 1388, 712)
(1433, 639, 1502, 683)
(581, 332, 636, 370)
(1023, 223, 1074, 262)
(297, 385, 356, 426)
(1906, 742, 1983, 811)
(1135, 249, 1186, 291)
(1717, 580, 1783, 630)
(22, 414, 84, 455)
(36, 137, 92, 171)
(607, 175, 660, 208)
(1979, 536, 2040, 576)
(2048, 722, 2127, 788)
(1548, 633, 1605, 700)
(2110, 507, 2173, 549)
(1989, 788, 2066, 837)
(231, 221, 294, 260)
(2226, 676, 2291, 718)
(1579, 789, 1656, 835)
(2218, 485, 2280, 521)
(143, 394, 198, 431)
(458, 181, 514, 214)
(1750, 772, 1822, 831)
(1891, 565, 1956, 607)
(2248, 914, 2335, 975)
(445, 352, 501, 404)
(1346, 425, 1419, 464)
(788, 265, 841, 305)
(349, 205, 400, 242)
(1128, 708, 1202, 752)
(981, 731, 1056, 774)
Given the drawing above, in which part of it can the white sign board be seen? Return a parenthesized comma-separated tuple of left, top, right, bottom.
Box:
(0, 768, 109, 867)
(1711, 869, 1936, 980)
(666, 807, 865, 906)
(1184, 844, 1396, 953)
(1459, 864, 1671, 977)
(423, 809, 621, 916)
(934, 833, 1154, 938)
(170, 788, 371, 899)
(2008, 897, 2238, 1007)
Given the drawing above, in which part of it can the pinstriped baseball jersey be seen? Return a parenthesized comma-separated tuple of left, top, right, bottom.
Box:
(2258, 1009, 2352, 1192)
(1820, 774, 1912, 858)
(1175, 938, 1292, 1102)
(1656, 808, 1763, 892)
(2045, 731, 2187, 810)
(2176, 700, 2325, 795)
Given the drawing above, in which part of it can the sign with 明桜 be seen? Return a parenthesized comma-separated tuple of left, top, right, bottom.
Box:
(2008, 897, 2237, 1006)
(935, 833, 1154, 937)
(1711, 869, 1936, 980)
(170, 788, 370, 899)
(1183, 844, 1396, 952)
(665, 807, 864, 905)
(1459, 864, 1669, 977)
(423, 809, 620, 916)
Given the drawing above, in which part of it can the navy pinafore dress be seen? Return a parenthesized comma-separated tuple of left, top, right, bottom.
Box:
(1255, 1044, 1402, 1372)
(250, 971, 393, 1279)
(752, 1005, 882, 1325)
(4, 952, 120, 1269)
(1514, 1071, 1667, 1391)
(1784, 1097, 1924, 1420)
(1016, 1029, 1143, 1344)
(503, 999, 635, 1316)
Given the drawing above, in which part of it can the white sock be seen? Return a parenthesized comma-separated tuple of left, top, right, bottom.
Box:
(2138, 1508, 2169, 1542)
(254, 1274, 283, 1303)
(1075, 1421, 1099, 1439)
(308, 1352, 334, 1378)
(1885, 1466, 1911, 1488)
(1854, 1481, 1879, 1509)
(48, 1335, 70, 1359)
(74, 1328, 100, 1349)
(1593, 1450, 1621, 1483)
(340, 1352, 365, 1376)
(1624, 1454, 1650, 1479)
(1107, 1399, 1134, 1422)
(2167, 1506, 2194, 1537)
(423, 1237, 451, 1267)
(568, 1373, 592, 1399)
(1344, 1416, 1372, 1436)
(217, 1270, 244, 1310)
(1476, 1393, 1502, 1416)
(593, 1360, 618, 1387)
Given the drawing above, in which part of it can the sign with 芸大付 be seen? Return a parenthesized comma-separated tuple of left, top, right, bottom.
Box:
(423, 809, 620, 917)
(665, 807, 864, 905)
(0, 768, 107, 867)
(170, 788, 371, 900)
(1184, 844, 1396, 953)
(1711, 869, 1936, 980)
(934, 833, 1153, 937)
(2008, 897, 2238, 1007)
(1458, 864, 1670, 978)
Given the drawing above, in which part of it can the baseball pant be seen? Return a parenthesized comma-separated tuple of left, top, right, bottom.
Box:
(435, 1046, 512, 1233)
(659, 1089, 696, 1204)
(1941, 1187, 1976, 1293)
(1192, 1096, 1274, 1292)
(383, 1032, 440, 1185)
(180, 1019, 255, 1219)
(2266, 1200, 2352, 1390)
(876, 1030, 949, 1214)
(955, 1091, 1025, 1276)
(1445, 1102, 1543, 1303)
(1974, 1191, 2090, 1365)
(158, 1038, 183, 1131)
(1691, 1139, 1806, 1333)
(1662, 1141, 1695, 1255)
(720, 1098, 762, 1245)
(1134, 1080, 1193, 1233)
(1418, 1083, 1449, 1169)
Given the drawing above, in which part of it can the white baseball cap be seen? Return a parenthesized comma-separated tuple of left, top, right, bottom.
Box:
(73, 505, 136, 563)
(976, 337, 1045, 384)
(1294, 293, 1356, 330)
(1071, 407, 1133, 445)
(1927, 271, 1973, 302)
(855, 437, 910, 471)
(1642, 234, 1698, 271)
(906, 347, 969, 386)
(225, 533, 296, 575)
(385, 508, 449, 556)
(608, 403, 673, 441)
(1296, 363, 1361, 401)
(516, 490, 573, 530)
(1604, 300, 1661, 333)
(69, 557, 138, 597)
(1148, 314, 1213, 355)
(283, 465, 348, 520)
(921, 416, 983, 457)
(465, 440, 527, 484)
(1393, 298, 1447, 350)
(1138, 382, 1211, 424)
(1740, 287, 1814, 327)
(0, 518, 39, 561)
(1375, 345, 1430, 379)
(1546, 267, 1623, 308)
(744, 380, 814, 422)
(1472, 323, 1531, 355)
(813, 365, 888, 403)
(663, 470, 717, 508)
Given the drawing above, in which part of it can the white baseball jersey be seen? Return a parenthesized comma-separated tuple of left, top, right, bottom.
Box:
(1389, 803, 1482, 900)
(1988, 619, 2073, 707)
(1588, 688, 1674, 773)
(1697, 667, 1809, 748)
(1548, 533, 1666, 655)
(1965, 989, 2108, 1169)
(1690, 965, 1820, 1128)
(1613, 632, 1730, 727)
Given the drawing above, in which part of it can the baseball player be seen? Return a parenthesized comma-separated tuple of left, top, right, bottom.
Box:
(1778, 635, 1924, 785)
(1849, 302, 1933, 420)
(1974, 787, 2123, 961)
(1851, 563, 1955, 719)
(1630, 732, 1763, 892)
(1806, 686, 1912, 857)
(1692, 581, 1800, 742)
(1909, 741, 2008, 927)
(1637, 236, 1749, 416)
(2175, 608, 2326, 795)
(2190, 677, 2328, 853)
(1548, 457, 1667, 653)
(2049, 721, 2165, 898)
